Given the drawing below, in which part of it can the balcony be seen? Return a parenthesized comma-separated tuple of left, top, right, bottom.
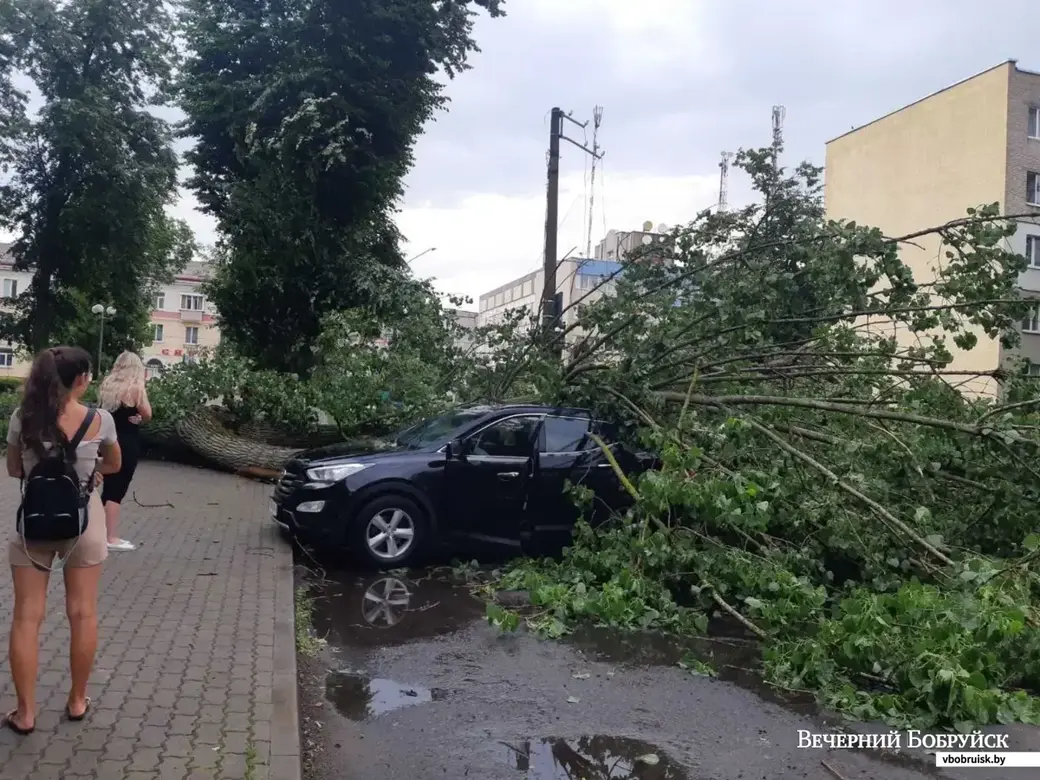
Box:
(180, 308, 203, 322)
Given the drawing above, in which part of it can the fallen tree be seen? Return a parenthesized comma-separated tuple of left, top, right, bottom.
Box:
(131, 145, 1040, 730)
(480, 147, 1040, 731)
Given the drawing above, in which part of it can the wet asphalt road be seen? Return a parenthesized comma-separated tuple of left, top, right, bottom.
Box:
(295, 567, 1040, 780)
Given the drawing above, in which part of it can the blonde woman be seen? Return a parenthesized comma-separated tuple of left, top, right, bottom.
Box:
(97, 351, 152, 551)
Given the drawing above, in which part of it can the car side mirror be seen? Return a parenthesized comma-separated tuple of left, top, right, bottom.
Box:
(447, 437, 467, 460)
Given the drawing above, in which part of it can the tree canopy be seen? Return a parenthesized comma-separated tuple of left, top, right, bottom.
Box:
(178, 0, 505, 375)
(0, 0, 192, 359)
(477, 148, 1040, 731)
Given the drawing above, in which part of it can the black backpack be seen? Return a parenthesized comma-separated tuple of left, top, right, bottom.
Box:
(17, 408, 97, 542)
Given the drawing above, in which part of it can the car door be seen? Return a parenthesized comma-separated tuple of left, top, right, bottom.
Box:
(527, 418, 636, 553)
(524, 415, 598, 553)
(446, 414, 543, 546)
(580, 421, 635, 520)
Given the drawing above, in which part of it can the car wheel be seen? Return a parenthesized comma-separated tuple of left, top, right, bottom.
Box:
(351, 494, 427, 568)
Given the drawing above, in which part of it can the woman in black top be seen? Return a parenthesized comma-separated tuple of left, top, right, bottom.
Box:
(97, 351, 152, 551)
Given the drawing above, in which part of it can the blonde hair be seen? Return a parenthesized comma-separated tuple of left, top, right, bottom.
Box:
(98, 351, 146, 411)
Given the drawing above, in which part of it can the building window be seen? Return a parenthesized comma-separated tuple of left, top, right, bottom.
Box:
(2, 279, 17, 299)
(523, 280, 533, 297)
(1023, 305, 1040, 333)
(185, 326, 199, 345)
(495, 292, 503, 307)
(1029, 363, 1040, 377)
(180, 294, 204, 311)
(1028, 236, 1040, 269)
(1031, 107, 1040, 139)
(154, 293, 165, 310)
(0, 349, 13, 368)
(152, 323, 164, 343)
(1029, 172, 1040, 207)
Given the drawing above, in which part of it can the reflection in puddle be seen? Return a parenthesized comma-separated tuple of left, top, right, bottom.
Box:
(325, 671, 446, 720)
(361, 577, 413, 627)
(302, 568, 485, 650)
(497, 736, 687, 779)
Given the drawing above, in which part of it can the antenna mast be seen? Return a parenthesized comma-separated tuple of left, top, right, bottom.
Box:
(585, 105, 603, 258)
(718, 151, 732, 212)
(771, 105, 786, 170)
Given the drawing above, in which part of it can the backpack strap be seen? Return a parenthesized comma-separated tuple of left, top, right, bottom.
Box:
(65, 407, 97, 461)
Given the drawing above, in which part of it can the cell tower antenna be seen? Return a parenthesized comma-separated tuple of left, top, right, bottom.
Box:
(771, 105, 786, 167)
(718, 151, 732, 212)
(585, 105, 603, 258)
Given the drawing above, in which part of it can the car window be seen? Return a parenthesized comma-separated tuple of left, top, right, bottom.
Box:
(542, 416, 591, 452)
(470, 416, 541, 458)
(394, 408, 488, 448)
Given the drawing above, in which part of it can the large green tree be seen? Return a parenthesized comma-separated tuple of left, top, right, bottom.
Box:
(178, 0, 504, 375)
(0, 0, 191, 358)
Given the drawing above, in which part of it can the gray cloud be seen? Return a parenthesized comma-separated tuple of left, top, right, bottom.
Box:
(405, 0, 1040, 211)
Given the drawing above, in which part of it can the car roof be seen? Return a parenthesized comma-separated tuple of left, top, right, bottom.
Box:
(455, 403, 594, 418)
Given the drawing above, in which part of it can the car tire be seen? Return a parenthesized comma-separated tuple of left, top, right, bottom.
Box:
(350, 493, 428, 569)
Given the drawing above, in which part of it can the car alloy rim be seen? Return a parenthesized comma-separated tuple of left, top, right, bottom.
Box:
(366, 508, 416, 560)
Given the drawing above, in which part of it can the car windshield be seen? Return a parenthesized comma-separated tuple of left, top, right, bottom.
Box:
(393, 408, 489, 449)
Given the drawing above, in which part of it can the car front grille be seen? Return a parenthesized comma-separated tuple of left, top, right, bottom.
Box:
(273, 461, 305, 503)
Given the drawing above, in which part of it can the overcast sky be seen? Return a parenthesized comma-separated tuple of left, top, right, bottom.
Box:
(168, 0, 1040, 306)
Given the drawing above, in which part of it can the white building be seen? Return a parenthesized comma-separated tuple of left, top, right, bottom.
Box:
(477, 257, 624, 340)
(476, 226, 672, 343)
(0, 245, 34, 377)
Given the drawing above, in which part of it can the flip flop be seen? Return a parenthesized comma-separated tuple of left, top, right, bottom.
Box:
(2, 710, 34, 735)
(65, 697, 90, 722)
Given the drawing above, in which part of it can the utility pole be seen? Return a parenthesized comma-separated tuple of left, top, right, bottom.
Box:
(541, 107, 603, 351)
(542, 108, 563, 337)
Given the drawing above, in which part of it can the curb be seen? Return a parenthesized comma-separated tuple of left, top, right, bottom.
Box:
(270, 523, 302, 780)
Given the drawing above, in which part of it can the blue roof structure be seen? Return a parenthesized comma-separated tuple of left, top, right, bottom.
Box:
(574, 259, 623, 277)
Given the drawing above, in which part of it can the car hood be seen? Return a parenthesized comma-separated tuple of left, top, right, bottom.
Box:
(296, 436, 406, 464)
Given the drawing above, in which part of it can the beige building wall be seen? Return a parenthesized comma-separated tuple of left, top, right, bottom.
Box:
(825, 61, 1014, 396)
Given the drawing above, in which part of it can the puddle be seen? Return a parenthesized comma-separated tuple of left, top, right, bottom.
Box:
(325, 671, 446, 720)
(496, 735, 688, 779)
(303, 568, 485, 650)
(566, 624, 819, 717)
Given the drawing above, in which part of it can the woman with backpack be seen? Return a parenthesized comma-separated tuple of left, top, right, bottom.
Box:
(3, 346, 121, 735)
(97, 351, 151, 551)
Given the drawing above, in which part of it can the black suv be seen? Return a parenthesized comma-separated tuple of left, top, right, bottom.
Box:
(270, 404, 656, 567)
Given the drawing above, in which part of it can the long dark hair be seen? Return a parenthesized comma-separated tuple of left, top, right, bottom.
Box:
(20, 346, 92, 458)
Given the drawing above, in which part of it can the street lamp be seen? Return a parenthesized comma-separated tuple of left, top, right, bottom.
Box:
(91, 303, 116, 374)
(406, 247, 436, 263)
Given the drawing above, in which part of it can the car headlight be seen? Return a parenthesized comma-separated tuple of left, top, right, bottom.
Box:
(305, 463, 369, 482)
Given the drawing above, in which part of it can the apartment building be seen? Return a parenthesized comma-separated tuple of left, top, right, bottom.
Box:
(0, 244, 33, 378)
(825, 59, 1040, 395)
(142, 261, 220, 377)
(0, 246, 220, 379)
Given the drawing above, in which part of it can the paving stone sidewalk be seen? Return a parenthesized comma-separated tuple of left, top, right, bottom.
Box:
(0, 461, 300, 780)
